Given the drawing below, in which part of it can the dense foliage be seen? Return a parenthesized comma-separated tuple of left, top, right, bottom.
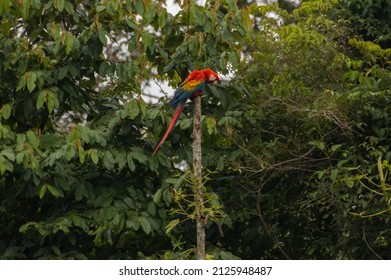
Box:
(0, 0, 390, 259)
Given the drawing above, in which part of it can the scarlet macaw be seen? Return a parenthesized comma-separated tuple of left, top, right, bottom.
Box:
(152, 68, 220, 156)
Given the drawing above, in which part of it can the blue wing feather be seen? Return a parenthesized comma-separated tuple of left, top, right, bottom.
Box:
(168, 80, 205, 107)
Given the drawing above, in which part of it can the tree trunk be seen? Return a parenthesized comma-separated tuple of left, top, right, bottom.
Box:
(192, 95, 205, 260)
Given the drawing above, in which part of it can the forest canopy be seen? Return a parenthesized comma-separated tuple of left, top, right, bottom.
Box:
(0, 0, 391, 259)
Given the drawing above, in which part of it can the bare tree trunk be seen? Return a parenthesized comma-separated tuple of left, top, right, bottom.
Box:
(192, 95, 205, 260)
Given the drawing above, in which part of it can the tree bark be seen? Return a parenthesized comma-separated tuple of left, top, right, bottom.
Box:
(192, 95, 205, 260)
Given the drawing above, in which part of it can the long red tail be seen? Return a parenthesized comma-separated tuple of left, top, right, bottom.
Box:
(152, 102, 185, 156)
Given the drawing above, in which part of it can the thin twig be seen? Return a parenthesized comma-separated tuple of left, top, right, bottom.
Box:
(362, 228, 383, 260)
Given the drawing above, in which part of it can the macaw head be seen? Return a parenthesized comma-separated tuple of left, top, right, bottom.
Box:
(202, 68, 220, 85)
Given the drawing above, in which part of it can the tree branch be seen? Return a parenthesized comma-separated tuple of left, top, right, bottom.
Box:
(192, 95, 205, 260)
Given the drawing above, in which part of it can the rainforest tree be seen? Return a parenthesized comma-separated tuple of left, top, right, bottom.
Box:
(0, 0, 390, 259)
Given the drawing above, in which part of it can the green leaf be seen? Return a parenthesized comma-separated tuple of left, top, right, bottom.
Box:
(165, 218, 180, 234)
(65, 32, 74, 54)
(131, 149, 147, 164)
(18, 57, 28, 74)
(27, 72, 37, 92)
(51, 245, 61, 256)
(127, 153, 136, 171)
(19, 222, 46, 235)
(163, 188, 172, 205)
(31, 0, 41, 9)
(99, 61, 110, 76)
(241, 8, 252, 32)
(64, 0, 73, 14)
(125, 18, 138, 30)
(36, 91, 45, 110)
(95, 192, 114, 208)
(27, 130, 39, 148)
(1, 149, 15, 161)
(158, 8, 167, 28)
(309, 140, 326, 151)
(139, 216, 151, 235)
(226, 0, 236, 12)
(2, 104, 11, 120)
(55, 0, 64, 12)
(15, 152, 26, 164)
(158, 209, 166, 219)
(107, 0, 119, 13)
(179, 118, 192, 129)
(29, 155, 39, 170)
(345, 179, 354, 188)
(47, 184, 63, 197)
(36, 224, 47, 236)
(139, 98, 147, 116)
(65, 144, 76, 160)
(21, 0, 30, 19)
(97, 27, 107, 45)
(147, 201, 156, 216)
(228, 51, 240, 68)
(16, 75, 27, 91)
(153, 188, 163, 204)
(148, 108, 159, 120)
(115, 63, 132, 81)
(68, 65, 79, 77)
(75, 185, 85, 201)
(330, 169, 338, 182)
(143, 3, 156, 24)
(0, 154, 6, 175)
(102, 150, 115, 170)
(128, 36, 138, 52)
(15, 130, 25, 144)
(205, 116, 217, 135)
(39, 184, 47, 199)
(126, 218, 140, 231)
(96, 5, 106, 12)
(47, 90, 59, 113)
(40, 135, 61, 149)
(147, 216, 159, 231)
(128, 99, 140, 120)
(78, 145, 85, 164)
(19, 222, 32, 233)
(165, 177, 179, 185)
(216, 156, 225, 171)
(135, 0, 144, 15)
(193, 6, 205, 27)
(0, 0, 11, 14)
(220, 250, 240, 260)
(90, 149, 99, 164)
(70, 215, 88, 231)
(162, 61, 174, 73)
(1, 19, 11, 37)
(142, 31, 154, 53)
(124, 197, 135, 208)
(331, 144, 342, 153)
(58, 66, 68, 80)
(148, 156, 158, 172)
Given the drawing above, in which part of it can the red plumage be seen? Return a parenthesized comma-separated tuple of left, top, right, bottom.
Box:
(152, 68, 219, 156)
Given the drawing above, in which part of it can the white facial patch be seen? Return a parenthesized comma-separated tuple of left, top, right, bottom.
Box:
(209, 75, 216, 81)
